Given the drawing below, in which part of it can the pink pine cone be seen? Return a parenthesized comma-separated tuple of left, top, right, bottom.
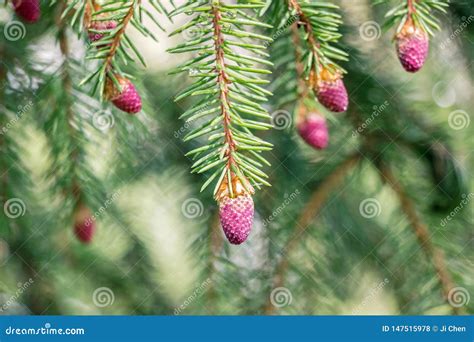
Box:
(219, 195, 254, 245)
(111, 80, 142, 114)
(297, 114, 329, 150)
(88, 20, 117, 43)
(315, 78, 348, 113)
(12, 0, 40, 23)
(396, 31, 429, 73)
(74, 218, 95, 244)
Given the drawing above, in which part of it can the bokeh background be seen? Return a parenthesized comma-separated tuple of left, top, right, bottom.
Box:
(0, 0, 472, 315)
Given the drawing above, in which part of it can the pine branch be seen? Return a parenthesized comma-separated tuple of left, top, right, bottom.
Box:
(376, 162, 463, 315)
(169, 0, 274, 198)
(264, 153, 361, 314)
(376, 0, 449, 36)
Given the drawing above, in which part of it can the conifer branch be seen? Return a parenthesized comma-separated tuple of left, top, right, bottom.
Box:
(264, 154, 361, 314)
(169, 0, 274, 198)
(376, 163, 463, 315)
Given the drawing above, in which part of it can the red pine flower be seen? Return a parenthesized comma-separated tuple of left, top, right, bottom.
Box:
(396, 20, 429, 73)
(88, 19, 117, 44)
(313, 69, 348, 113)
(219, 194, 254, 245)
(73, 205, 95, 244)
(106, 77, 142, 114)
(12, 0, 40, 23)
(297, 113, 329, 150)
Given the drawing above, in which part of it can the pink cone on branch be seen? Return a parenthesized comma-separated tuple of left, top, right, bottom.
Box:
(73, 204, 95, 244)
(216, 175, 255, 245)
(396, 18, 429, 73)
(313, 68, 348, 113)
(106, 76, 142, 114)
(12, 0, 40, 23)
(297, 113, 329, 150)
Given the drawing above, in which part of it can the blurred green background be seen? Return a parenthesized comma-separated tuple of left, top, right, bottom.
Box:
(0, 0, 472, 315)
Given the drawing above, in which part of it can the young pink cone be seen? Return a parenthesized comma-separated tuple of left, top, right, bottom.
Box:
(314, 70, 348, 113)
(106, 77, 142, 114)
(73, 205, 95, 244)
(396, 20, 429, 73)
(219, 195, 254, 245)
(297, 113, 329, 150)
(12, 0, 40, 23)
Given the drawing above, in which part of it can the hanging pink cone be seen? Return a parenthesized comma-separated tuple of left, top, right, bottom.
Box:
(396, 20, 429, 73)
(219, 194, 254, 245)
(313, 69, 348, 113)
(73, 205, 95, 244)
(297, 113, 329, 150)
(88, 19, 117, 44)
(106, 77, 142, 114)
(12, 0, 40, 23)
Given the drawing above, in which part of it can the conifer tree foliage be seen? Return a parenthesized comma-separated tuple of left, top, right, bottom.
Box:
(168, 1, 274, 244)
(0, 0, 472, 317)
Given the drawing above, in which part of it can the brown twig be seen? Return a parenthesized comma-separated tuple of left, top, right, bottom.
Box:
(264, 154, 361, 314)
(376, 162, 462, 315)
